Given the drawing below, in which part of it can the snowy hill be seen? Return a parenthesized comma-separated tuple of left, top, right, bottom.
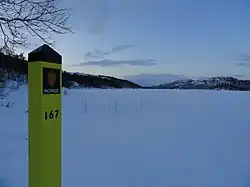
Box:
(1, 86, 250, 187)
(63, 71, 141, 88)
(150, 76, 250, 91)
(124, 73, 189, 86)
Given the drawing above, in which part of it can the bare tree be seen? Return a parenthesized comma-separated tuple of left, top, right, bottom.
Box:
(0, 0, 73, 52)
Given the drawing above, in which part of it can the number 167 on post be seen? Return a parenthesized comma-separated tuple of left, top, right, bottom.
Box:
(44, 109, 60, 120)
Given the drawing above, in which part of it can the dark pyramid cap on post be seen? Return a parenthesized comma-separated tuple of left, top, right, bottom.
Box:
(28, 44, 62, 64)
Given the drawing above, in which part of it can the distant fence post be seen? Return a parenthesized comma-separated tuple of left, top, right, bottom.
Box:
(115, 99, 117, 113)
(81, 99, 88, 113)
(85, 100, 88, 113)
(81, 99, 84, 112)
(108, 99, 111, 111)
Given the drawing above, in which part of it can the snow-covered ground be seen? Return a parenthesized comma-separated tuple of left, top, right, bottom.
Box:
(1, 86, 250, 187)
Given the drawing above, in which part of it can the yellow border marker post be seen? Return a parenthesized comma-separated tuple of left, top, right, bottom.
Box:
(28, 44, 62, 187)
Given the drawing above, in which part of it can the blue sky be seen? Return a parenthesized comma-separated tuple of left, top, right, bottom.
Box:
(24, 0, 250, 78)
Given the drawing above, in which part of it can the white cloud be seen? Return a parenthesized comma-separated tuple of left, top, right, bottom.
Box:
(83, 44, 134, 60)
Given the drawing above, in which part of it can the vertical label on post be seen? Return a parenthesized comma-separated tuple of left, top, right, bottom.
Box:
(43, 67, 61, 94)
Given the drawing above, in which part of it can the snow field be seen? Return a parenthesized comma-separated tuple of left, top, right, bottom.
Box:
(1, 87, 250, 187)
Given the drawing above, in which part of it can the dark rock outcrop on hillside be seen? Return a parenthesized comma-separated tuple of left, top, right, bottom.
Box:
(0, 52, 141, 89)
(146, 77, 250, 91)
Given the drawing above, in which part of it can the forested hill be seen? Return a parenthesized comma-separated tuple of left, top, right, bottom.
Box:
(0, 52, 141, 89)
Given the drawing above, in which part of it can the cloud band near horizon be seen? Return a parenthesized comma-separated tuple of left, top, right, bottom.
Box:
(84, 44, 134, 60)
(71, 59, 157, 67)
